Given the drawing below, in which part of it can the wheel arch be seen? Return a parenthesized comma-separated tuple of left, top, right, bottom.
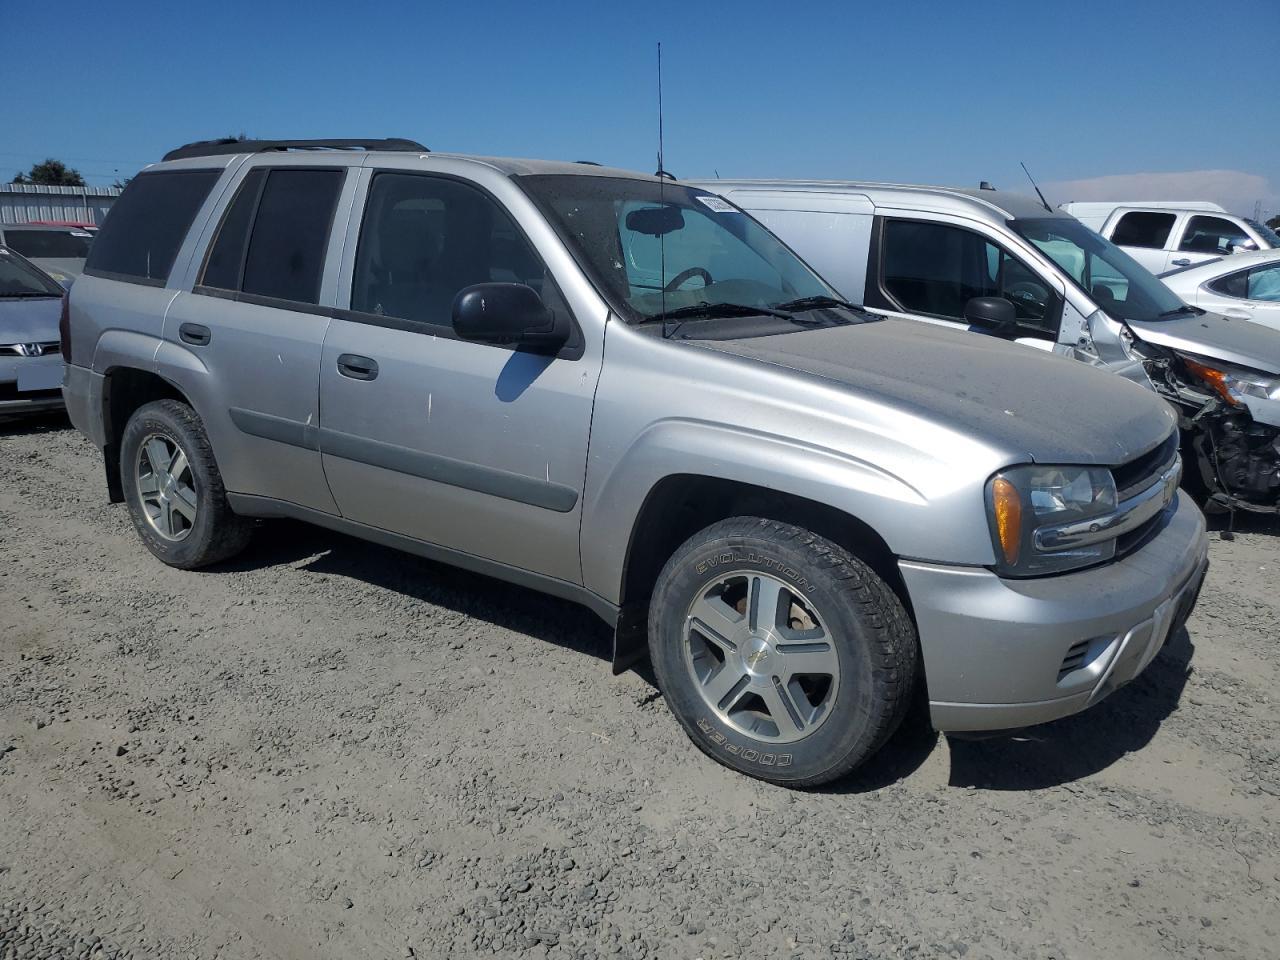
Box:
(611, 473, 913, 673)
(100, 366, 193, 503)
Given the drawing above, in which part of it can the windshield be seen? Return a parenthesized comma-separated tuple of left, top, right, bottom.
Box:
(0, 247, 64, 297)
(1245, 218, 1280, 249)
(1012, 217, 1191, 322)
(516, 175, 834, 323)
(3, 229, 94, 260)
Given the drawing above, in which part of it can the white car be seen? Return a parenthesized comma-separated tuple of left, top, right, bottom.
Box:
(1059, 201, 1279, 275)
(1160, 250, 1280, 332)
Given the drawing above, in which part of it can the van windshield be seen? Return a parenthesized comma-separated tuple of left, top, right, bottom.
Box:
(1012, 217, 1192, 322)
(516, 175, 836, 324)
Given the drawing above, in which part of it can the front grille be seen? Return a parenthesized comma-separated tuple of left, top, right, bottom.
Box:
(0, 341, 60, 357)
(1113, 432, 1179, 501)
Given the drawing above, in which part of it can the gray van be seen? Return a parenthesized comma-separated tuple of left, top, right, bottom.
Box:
(696, 180, 1280, 515)
(61, 141, 1206, 785)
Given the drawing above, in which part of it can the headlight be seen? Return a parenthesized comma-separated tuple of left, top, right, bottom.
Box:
(1181, 355, 1280, 405)
(986, 465, 1118, 576)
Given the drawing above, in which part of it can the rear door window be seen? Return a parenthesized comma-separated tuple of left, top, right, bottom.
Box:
(240, 169, 344, 304)
(1247, 264, 1280, 301)
(84, 170, 220, 284)
(1179, 215, 1252, 255)
(1110, 211, 1176, 249)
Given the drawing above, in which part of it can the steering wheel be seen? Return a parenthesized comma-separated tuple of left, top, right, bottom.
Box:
(664, 267, 713, 292)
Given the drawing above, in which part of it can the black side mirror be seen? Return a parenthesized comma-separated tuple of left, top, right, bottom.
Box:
(452, 283, 569, 349)
(964, 296, 1017, 339)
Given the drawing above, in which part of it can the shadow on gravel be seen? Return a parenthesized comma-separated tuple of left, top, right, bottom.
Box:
(0, 410, 71, 436)
(945, 625, 1195, 790)
(1206, 510, 1280, 537)
(221, 519, 617, 663)
(821, 696, 941, 794)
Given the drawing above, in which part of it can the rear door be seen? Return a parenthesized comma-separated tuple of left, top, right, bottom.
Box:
(1104, 210, 1177, 273)
(317, 166, 603, 583)
(1198, 262, 1280, 331)
(162, 160, 355, 513)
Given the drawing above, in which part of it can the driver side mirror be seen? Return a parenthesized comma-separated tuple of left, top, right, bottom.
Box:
(452, 283, 569, 350)
(964, 296, 1018, 339)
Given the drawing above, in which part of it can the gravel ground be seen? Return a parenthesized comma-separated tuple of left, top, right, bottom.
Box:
(2, 412, 1278, 960)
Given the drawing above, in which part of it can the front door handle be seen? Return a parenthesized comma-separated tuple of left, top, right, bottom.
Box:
(179, 322, 211, 346)
(337, 354, 379, 381)
(1170, 258, 1192, 267)
(1224, 308, 1252, 319)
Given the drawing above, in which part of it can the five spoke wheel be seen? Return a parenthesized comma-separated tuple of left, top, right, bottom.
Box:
(683, 571, 840, 743)
(135, 433, 198, 541)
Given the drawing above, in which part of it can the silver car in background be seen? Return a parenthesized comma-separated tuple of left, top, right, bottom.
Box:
(62, 140, 1206, 785)
(0, 246, 65, 415)
(0, 224, 96, 285)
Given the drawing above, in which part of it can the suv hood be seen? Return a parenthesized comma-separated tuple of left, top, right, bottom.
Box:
(699, 318, 1176, 465)
(1128, 310, 1280, 375)
(0, 295, 62, 342)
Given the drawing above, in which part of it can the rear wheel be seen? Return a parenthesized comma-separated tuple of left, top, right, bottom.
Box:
(120, 399, 252, 568)
(648, 517, 918, 786)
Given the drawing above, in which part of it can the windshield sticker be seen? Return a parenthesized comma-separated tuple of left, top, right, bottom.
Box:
(695, 195, 737, 214)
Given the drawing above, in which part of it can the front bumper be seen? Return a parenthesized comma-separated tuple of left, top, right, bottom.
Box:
(900, 490, 1209, 732)
(0, 352, 65, 414)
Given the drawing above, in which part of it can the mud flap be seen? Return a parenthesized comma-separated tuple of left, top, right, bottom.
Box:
(611, 605, 648, 675)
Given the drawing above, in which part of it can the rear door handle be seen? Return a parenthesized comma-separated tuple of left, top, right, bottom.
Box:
(179, 322, 211, 346)
(1170, 258, 1192, 267)
(337, 354, 379, 381)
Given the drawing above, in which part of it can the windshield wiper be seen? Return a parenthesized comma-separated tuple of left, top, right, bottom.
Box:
(642, 301, 795, 324)
(1155, 305, 1200, 319)
(772, 294, 859, 313)
(0, 291, 61, 299)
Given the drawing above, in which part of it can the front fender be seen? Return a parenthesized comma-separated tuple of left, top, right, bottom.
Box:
(580, 416, 997, 606)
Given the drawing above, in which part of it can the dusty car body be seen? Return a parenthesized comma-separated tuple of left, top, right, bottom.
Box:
(61, 141, 1206, 784)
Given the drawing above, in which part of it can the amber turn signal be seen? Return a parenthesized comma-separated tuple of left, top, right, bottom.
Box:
(1182, 357, 1240, 407)
(991, 476, 1023, 565)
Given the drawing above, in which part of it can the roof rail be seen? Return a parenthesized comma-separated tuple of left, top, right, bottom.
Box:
(161, 138, 429, 162)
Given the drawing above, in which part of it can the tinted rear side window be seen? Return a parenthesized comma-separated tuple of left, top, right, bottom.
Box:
(85, 170, 220, 284)
(240, 169, 343, 304)
(1111, 211, 1175, 249)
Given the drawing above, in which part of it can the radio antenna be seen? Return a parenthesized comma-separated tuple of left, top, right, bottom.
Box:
(657, 41, 670, 338)
(1020, 161, 1053, 213)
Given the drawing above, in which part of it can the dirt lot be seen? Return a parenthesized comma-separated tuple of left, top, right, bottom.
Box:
(1, 413, 1278, 960)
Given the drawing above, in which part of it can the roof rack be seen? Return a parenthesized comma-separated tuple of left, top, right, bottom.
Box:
(161, 138, 429, 162)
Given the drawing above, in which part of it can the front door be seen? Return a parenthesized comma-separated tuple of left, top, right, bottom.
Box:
(318, 169, 602, 583)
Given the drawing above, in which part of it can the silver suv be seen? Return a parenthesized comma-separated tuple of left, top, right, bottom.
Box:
(62, 139, 1208, 785)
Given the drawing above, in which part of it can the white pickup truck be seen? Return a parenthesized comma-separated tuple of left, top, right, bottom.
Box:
(1060, 201, 1280, 275)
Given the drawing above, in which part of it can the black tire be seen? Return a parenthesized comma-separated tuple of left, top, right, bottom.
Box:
(119, 399, 252, 569)
(648, 517, 918, 787)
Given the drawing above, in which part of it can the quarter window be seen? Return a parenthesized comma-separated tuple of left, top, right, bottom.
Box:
(882, 220, 1057, 337)
(1180, 215, 1252, 255)
(350, 173, 558, 327)
(84, 170, 220, 284)
(1111, 211, 1175, 249)
(1208, 268, 1249, 299)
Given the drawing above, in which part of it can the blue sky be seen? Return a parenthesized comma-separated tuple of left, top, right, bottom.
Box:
(6, 0, 1278, 215)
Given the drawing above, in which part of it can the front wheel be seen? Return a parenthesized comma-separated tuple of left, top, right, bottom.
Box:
(119, 399, 253, 569)
(648, 517, 918, 786)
